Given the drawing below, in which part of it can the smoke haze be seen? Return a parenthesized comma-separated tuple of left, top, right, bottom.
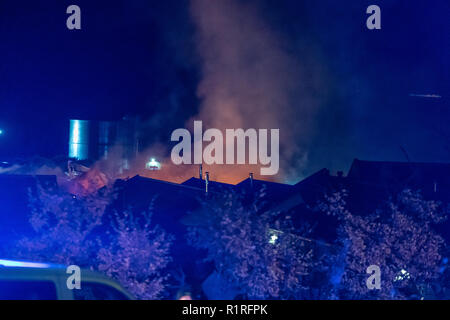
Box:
(186, 0, 324, 182)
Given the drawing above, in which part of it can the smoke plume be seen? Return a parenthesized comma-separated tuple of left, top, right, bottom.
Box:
(187, 0, 321, 183)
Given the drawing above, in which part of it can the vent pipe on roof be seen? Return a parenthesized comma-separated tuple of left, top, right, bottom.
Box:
(199, 164, 203, 180)
(205, 172, 209, 194)
(249, 172, 254, 188)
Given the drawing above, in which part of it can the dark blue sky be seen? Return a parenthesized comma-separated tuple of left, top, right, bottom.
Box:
(0, 0, 448, 177)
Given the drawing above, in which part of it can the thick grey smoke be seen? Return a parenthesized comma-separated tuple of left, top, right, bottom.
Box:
(189, 0, 323, 182)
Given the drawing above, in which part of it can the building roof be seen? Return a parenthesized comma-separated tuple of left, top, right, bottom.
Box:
(348, 159, 450, 197)
(181, 177, 235, 193)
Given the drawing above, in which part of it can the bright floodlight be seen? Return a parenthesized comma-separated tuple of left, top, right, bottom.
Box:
(146, 158, 161, 170)
(0, 129, 3, 135)
(269, 234, 278, 245)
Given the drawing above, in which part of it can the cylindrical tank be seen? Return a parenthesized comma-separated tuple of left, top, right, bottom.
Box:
(98, 121, 116, 160)
(69, 120, 90, 160)
(68, 117, 140, 167)
(117, 117, 140, 166)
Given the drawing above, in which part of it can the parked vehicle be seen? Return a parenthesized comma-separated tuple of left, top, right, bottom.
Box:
(0, 259, 134, 300)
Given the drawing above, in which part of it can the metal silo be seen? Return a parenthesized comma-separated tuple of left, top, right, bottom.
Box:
(116, 117, 140, 170)
(69, 120, 90, 160)
(98, 121, 116, 160)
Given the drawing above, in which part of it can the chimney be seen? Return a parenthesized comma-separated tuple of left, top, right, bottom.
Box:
(199, 164, 203, 180)
(205, 172, 209, 194)
(249, 172, 254, 188)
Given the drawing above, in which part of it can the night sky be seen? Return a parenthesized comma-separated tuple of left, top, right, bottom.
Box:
(0, 0, 448, 181)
